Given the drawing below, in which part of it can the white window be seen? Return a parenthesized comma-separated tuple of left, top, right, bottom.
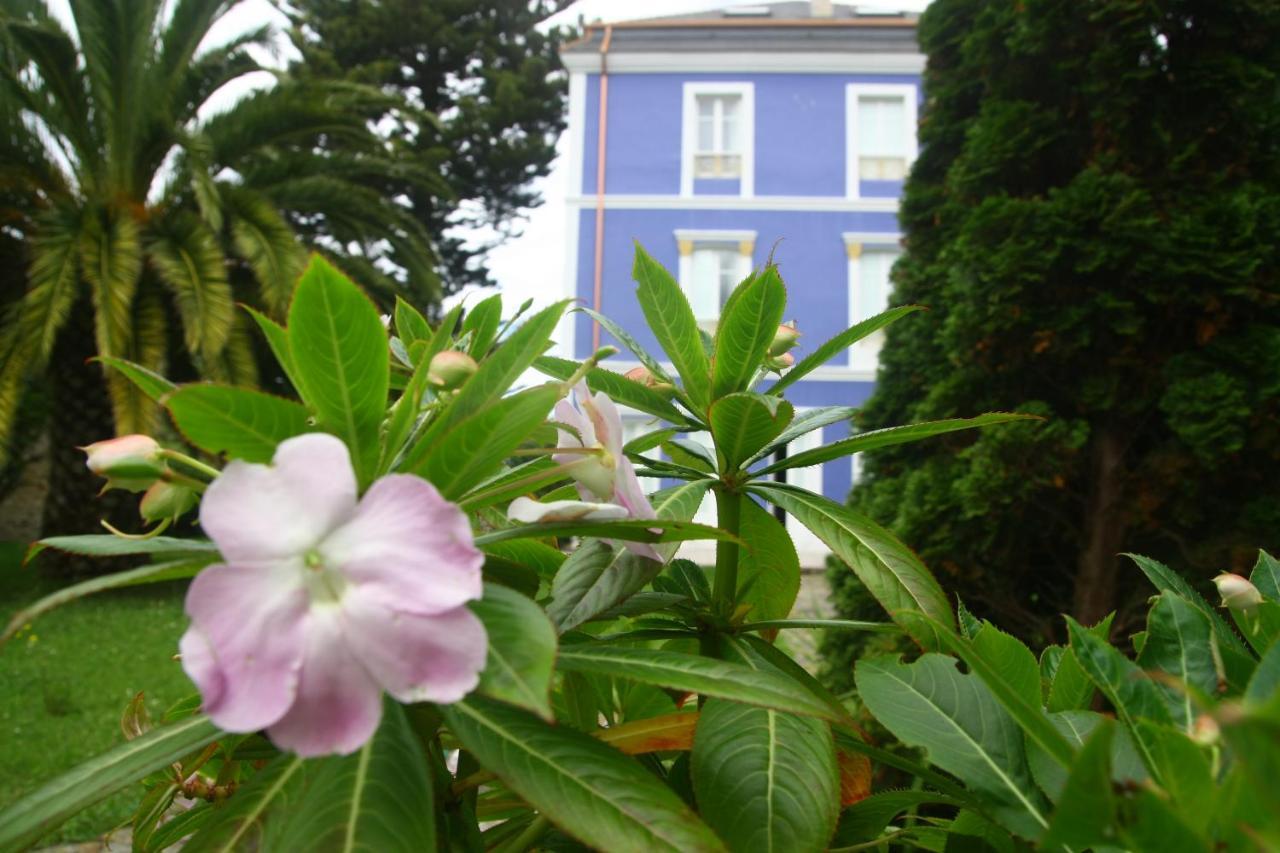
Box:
(782, 419, 828, 557)
(682, 83, 754, 196)
(845, 84, 918, 196)
(844, 234, 902, 371)
(676, 230, 755, 331)
(685, 430, 717, 527)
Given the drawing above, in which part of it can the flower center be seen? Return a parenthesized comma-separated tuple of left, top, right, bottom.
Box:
(302, 549, 346, 603)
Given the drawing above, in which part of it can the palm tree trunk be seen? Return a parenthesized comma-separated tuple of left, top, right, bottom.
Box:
(39, 298, 135, 577)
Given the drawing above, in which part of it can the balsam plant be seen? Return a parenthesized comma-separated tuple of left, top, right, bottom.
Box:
(6, 244, 1252, 852)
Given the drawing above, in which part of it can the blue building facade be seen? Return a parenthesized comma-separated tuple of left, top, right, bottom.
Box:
(559, 3, 922, 559)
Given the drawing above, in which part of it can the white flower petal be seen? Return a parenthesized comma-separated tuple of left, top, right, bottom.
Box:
(507, 496, 630, 523)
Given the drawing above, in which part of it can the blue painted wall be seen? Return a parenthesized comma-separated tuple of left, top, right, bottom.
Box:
(580, 72, 921, 197)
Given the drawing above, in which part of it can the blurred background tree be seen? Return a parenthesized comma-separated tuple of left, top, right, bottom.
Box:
(823, 0, 1280, 686)
(286, 0, 571, 299)
(0, 0, 569, 561)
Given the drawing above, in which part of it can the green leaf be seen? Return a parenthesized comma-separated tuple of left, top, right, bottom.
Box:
(1043, 614, 1113, 712)
(1245, 640, 1280, 707)
(26, 535, 217, 564)
(747, 405, 857, 466)
(287, 255, 389, 486)
(462, 293, 503, 357)
(186, 703, 437, 852)
(768, 304, 923, 396)
(2, 556, 213, 645)
(691, 699, 838, 853)
(1127, 553, 1250, 656)
(394, 296, 431, 349)
(708, 392, 793, 471)
(735, 498, 800, 624)
(750, 482, 953, 649)
(757, 413, 1037, 476)
(166, 384, 311, 463)
(1252, 550, 1280, 600)
(0, 716, 221, 851)
(1040, 719, 1117, 851)
(1136, 592, 1218, 732)
(95, 355, 176, 402)
(470, 584, 557, 720)
(409, 384, 562, 500)
(544, 481, 712, 632)
(441, 696, 726, 852)
(1066, 617, 1175, 782)
(1134, 720, 1214, 826)
(1026, 710, 1148, 802)
(711, 265, 786, 399)
(534, 356, 693, 427)
(577, 306, 681, 388)
(425, 302, 463, 363)
(633, 245, 712, 412)
(831, 790, 963, 847)
(262, 702, 436, 851)
(930, 618, 1077, 768)
(242, 305, 302, 392)
(855, 654, 1050, 838)
(555, 646, 843, 722)
(399, 301, 569, 472)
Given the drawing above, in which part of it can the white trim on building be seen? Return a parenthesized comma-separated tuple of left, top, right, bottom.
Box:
(562, 51, 925, 75)
(602, 358, 876, 383)
(843, 231, 903, 370)
(845, 82, 918, 198)
(681, 81, 755, 197)
(560, 71, 588, 359)
(567, 194, 899, 212)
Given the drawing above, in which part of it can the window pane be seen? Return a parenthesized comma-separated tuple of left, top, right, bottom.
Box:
(720, 96, 741, 151)
(698, 114, 715, 152)
(717, 249, 740, 306)
(856, 251, 896, 321)
(858, 95, 906, 156)
(691, 249, 721, 321)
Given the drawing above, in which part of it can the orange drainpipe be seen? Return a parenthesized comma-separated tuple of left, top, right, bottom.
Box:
(590, 25, 613, 352)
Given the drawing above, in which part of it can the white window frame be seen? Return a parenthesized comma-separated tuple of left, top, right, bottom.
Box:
(845, 83, 918, 198)
(676, 229, 756, 328)
(844, 232, 902, 370)
(681, 82, 755, 197)
(781, 409, 829, 558)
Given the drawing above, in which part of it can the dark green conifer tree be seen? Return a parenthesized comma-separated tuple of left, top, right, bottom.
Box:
(824, 0, 1280, 684)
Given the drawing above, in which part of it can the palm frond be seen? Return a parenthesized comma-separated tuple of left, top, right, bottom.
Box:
(223, 186, 303, 317)
(109, 283, 167, 434)
(79, 207, 143, 430)
(204, 310, 257, 388)
(15, 206, 83, 361)
(146, 209, 234, 366)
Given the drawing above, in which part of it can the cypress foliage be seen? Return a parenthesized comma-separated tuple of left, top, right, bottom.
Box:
(824, 0, 1280, 682)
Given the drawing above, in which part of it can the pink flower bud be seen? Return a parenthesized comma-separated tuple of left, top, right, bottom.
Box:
(765, 352, 796, 372)
(1214, 573, 1262, 613)
(140, 480, 198, 523)
(769, 322, 801, 357)
(428, 350, 478, 390)
(623, 366, 677, 399)
(82, 435, 164, 492)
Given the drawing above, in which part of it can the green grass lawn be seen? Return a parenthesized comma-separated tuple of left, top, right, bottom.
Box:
(0, 543, 193, 845)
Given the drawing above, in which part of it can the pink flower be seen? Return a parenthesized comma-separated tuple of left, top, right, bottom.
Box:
(507, 496, 629, 523)
(179, 433, 486, 757)
(553, 382, 661, 560)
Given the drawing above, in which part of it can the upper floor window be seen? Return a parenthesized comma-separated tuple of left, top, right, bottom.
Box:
(694, 94, 743, 179)
(682, 83, 754, 196)
(844, 233, 902, 370)
(845, 84, 918, 196)
(675, 229, 756, 331)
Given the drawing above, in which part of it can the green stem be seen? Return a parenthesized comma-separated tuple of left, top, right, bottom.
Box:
(710, 487, 743, 618)
(157, 449, 220, 480)
(737, 618, 902, 634)
(493, 815, 549, 853)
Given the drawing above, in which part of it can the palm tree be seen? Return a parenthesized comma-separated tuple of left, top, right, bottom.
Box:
(0, 0, 443, 548)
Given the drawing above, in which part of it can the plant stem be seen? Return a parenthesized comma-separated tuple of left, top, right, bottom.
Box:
(493, 815, 549, 853)
(157, 449, 220, 480)
(710, 487, 743, 618)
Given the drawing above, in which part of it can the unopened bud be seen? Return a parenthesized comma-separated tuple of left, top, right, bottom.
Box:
(623, 366, 677, 399)
(139, 480, 198, 524)
(82, 435, 164, 492)
(769, 322, 801, 357)
(428, 350, 478, 390)
(1191, 714, 1220, 746)
(1214, 573, 1262, 614)
(765, 352, 796, 372)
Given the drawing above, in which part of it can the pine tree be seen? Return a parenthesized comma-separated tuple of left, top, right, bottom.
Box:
(824, 0, 1280, 672)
